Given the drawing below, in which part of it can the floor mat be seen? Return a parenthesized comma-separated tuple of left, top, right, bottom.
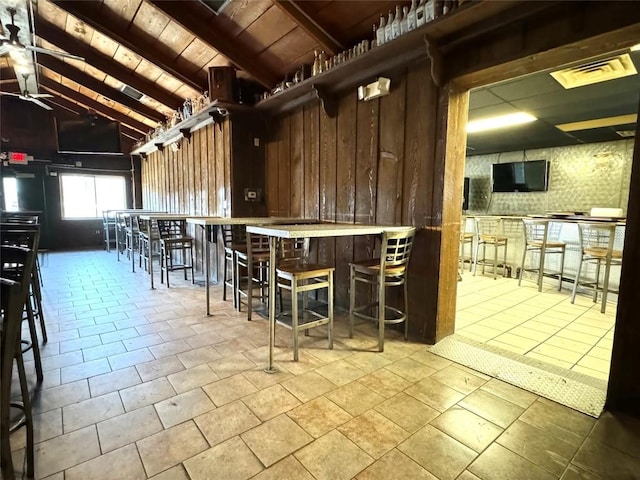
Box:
(428, 334, 606, 417)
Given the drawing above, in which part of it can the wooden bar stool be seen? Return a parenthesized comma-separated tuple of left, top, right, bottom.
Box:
(571, 222, 624, 313)
(138, 217, 160, 273)
(349, 227, 416, 352)
(1, 245, 37, 480)
(222, 225, 247, 308)
(157, 219, 195, 287)
(238, 232, 270, 319)
(274, 237, 334, 361)
(473, 217, 508, 279)
(459, 216, 474, 274)
(518, 218, 566, 291)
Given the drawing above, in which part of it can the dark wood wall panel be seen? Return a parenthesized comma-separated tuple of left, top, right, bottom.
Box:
(266, 131, 280, 216)
(377, 74, 406, 226)
(264, 60, 446, 341)
(278, 116, 292, 218)
(290, 109, 304, 219)
(141, 120, 233, 276)
(335, 93, 357, 307)
(318, 107, 337, 271)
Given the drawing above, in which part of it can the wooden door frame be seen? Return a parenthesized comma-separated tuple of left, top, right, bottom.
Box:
(438, 26, 640, 413)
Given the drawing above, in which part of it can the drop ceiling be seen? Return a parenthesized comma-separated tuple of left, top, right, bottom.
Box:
(466, 48, 640, 156)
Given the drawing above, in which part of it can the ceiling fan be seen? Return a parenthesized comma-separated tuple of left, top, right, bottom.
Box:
(0, 6, 84, 61)
(0, 73, 53, 110)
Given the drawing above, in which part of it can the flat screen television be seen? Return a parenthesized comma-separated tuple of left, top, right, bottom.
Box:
(492, 160, 549, 192)
(57, 117, 122, 154)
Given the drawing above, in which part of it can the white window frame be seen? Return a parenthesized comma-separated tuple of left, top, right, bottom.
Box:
(60, 173, 127, 220)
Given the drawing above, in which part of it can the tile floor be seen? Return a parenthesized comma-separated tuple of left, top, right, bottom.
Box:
(8, 250, 640, 479)
(456, 269, 616, 381)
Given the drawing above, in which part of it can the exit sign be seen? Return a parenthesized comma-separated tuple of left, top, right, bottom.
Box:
(9, 152, 28, 164)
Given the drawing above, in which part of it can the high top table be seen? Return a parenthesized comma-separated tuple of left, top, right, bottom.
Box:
(186, 217, 318, 316)
(246, 223, 412, 373)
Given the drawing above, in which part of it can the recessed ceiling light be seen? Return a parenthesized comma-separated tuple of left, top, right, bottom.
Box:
(556, 114, 638, 132)
(467, 112, 537, 133)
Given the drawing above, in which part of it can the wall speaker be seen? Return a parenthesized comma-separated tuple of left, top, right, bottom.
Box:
(208, 67, 236, 103)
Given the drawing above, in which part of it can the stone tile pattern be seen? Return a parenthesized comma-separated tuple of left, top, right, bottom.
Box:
(11, 251, 639, 479)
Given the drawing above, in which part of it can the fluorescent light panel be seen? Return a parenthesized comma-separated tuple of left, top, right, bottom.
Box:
(631, 43, 640, 52)
(556, 114, 637, 132)
(467, 112, 537, 133)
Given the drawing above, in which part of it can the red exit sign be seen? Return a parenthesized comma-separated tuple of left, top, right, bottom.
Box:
(9, 152, 28, 164)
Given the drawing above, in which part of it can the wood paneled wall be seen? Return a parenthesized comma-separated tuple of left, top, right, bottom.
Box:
(141, 121, 231, 277)
(264, 59, 460, 342)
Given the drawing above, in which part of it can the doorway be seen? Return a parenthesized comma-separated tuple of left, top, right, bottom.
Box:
(434, 35, 640, 415)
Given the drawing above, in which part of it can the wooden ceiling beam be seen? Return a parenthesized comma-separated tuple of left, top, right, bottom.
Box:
(38, 55, 164, 123)
(44, 93, 141, 140)
(36, 18, 183, 110)
(40, 76, 150, 134)
(148, 0, 280, 88)
(52, 0, 205, 92)
(273, 0, 343, 55)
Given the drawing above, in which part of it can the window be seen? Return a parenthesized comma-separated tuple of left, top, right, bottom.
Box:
(2, 177, 19, 211)
(60, 174, 127, 219)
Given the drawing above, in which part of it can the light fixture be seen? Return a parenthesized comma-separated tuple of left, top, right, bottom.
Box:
(631, 43, 640, 52)
(467, 112, 537, 133)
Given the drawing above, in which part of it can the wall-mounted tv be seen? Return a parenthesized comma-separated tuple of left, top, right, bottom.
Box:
(492, 160, 549, 192)
(57, 117, 122, 154)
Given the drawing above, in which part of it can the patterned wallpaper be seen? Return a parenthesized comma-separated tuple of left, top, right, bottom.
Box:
(464, 139, 634, 215)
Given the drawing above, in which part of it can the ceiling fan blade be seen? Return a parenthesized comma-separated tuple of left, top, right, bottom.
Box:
(26, 96, 53, 110)
(30, 93, 54, 98)
(0, 92, 21, 97)
(27, 46, 85, 62)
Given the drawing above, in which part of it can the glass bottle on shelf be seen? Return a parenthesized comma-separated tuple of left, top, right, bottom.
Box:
(318, 50, 327, 74)
(400, 6, 409, 35)
(407, 0, 417, 31)
(416, 0, 426, 27)
(384, 10, 393, 43)
(182, 98, 192, 119)
(312, 49, 320, 76)
(377, 15, 386, 46)
(391, 5, 401, 39)
(425, 0, 435, 22)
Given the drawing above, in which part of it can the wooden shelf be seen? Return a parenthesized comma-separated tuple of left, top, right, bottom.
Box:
(132, 0, 527, 140)
(131, 100, 250, 155)
(254, 0, 522, 117)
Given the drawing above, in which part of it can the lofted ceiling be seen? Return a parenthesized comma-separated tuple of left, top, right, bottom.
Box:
(0, 0, 398, 146)
(0, 0, 638, 154)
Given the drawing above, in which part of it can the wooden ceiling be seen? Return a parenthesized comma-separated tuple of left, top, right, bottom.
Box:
(0, 0, 399, 146)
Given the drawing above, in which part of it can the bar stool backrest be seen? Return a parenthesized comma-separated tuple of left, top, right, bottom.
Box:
(157, 219, 186, 239)
(381, 227, 416, 269)
(1, 245, 36, 294)
(222, 224, 246, 248)
(1, 212, 39, 224)
(578, 222, 620, 257)
(0, 225, 40, 251)
(278, 237, 309, 264)
(476, 217, 503, 238)
(522, 219, 548, 243)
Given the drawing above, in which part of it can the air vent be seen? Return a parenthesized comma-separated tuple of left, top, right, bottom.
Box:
(198, 0, 231, 15)
(120, 84, 144, 101)
(550, 53, 637, 89)
(616, 130, 636, 138)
